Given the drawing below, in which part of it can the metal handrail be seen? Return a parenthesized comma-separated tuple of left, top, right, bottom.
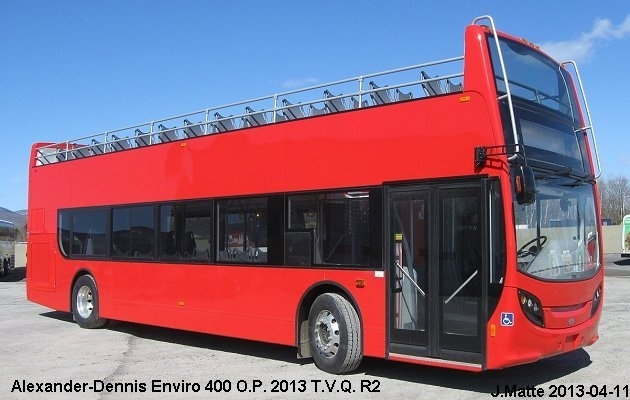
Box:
(395, 261, 426, 297)
(561, 60, 601, 178)
(33, 55, 465, 165)
(444, 270, 478, 305)
(473, 15, 521, 160)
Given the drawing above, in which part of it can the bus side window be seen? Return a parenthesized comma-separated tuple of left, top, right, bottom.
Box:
(58, 211, 71, 256)
(287, 195, 319, 267)
(217, 197, 268, 264)
(159, 204, 183, 260)
(112, 206, 155, 259)
(70, 209, 108, 257)
(183, 231, 196, 257)
(182, 201, 213, 262)
(286, 190, 371, 267)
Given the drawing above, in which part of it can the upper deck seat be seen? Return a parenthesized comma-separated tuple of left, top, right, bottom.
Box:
(158, 124, 179, 142)
(72, 147, 91, 159)
(90, 139, 105, 154)
(446, 79, 463, 93)
(324, 90, 347, 113)
(350, 97, 369, 109)
(396, 88, 414, 101)
(421, 71, 444, 96)
(213, 112, 236, 132)
(55, 148, 67, 162)
(309, 104, 326, 116)
(369, 81, 392, 105)
(134, 128, 152, 147)
(243, 106, 267, 127)
(36, 149, 53, 164)
(183, 119, 205, 137)
(282, 99, 306, 120)
(111, 134, 131, 151)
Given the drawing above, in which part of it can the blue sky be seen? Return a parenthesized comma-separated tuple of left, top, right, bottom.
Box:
(1, 1, 629, 211)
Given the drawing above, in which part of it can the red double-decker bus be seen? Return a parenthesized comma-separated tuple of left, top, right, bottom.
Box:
(27, 16, 602, 374)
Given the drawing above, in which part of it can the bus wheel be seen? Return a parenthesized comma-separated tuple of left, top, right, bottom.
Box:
(308, 293, 362, 374)
(71, 275, 108, 329)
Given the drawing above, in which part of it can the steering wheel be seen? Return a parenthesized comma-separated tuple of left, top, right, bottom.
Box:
(517, 236, 547, 257)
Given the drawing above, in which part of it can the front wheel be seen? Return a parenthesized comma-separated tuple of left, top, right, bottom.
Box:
(308, 293, 362, 374)
(72, 275, 108, 329)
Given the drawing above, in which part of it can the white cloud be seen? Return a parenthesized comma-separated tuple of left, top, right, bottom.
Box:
(281, 77, 319, 89)
(540, 14, 630, 63)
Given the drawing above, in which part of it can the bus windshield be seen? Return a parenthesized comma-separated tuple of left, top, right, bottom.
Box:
(488, 36, 578, 121)
(514, 176, 600, 281)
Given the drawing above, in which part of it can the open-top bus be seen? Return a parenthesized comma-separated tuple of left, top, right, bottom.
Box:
(27, 16, 602, 373)
(0, 219, 16, 276)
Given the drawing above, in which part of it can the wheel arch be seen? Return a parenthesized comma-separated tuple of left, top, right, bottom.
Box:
(295, 280, 363, 359)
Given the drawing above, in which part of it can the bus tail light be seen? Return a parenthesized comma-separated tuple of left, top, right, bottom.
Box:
(591, 285, 602, 317)
(518, 289, 544, 327)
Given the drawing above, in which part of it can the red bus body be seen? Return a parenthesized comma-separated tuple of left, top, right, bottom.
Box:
(27, 18, 603, 373)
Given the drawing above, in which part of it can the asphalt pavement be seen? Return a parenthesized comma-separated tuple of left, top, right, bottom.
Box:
(1, 256, 629, 400)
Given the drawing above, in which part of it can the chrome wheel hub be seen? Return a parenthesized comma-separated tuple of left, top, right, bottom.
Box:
(76, 286, 94, 319)
(313, 309, 340, 358)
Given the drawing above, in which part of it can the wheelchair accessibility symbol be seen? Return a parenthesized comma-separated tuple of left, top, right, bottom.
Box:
(501, 312, 514, 326)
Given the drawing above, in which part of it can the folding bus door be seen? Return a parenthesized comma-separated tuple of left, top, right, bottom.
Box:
(388, 180, 487, 366)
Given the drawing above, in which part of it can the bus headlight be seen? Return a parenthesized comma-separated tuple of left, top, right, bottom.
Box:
(518, 289, 544, 327)
(591, 285, 602, 317)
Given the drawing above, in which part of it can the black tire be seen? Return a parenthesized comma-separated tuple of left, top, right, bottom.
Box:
(308, 293, 362, 374)
(71, 275, 108, 329)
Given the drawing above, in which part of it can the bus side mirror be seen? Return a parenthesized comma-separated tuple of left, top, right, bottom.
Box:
(511, 165, 536, 204)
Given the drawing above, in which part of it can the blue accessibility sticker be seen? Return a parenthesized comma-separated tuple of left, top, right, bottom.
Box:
(500, 312, 514, 326)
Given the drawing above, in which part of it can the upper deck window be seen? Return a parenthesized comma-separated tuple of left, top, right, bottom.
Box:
(488, 36, 578, 121)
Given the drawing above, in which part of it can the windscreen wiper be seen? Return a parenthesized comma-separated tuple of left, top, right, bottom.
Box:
(535, 165, 594, 185)
(534, 165, 571, 180)
(561, 173, 596, 186)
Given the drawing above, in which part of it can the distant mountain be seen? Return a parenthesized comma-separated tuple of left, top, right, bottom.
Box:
(0, 207, 26, 228)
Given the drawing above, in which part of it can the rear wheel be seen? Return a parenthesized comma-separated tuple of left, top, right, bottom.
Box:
(308, 293, 362, 374)
(72, 275, 108, 328)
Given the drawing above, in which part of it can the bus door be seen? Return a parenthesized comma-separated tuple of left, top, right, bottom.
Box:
(388, 181, 486, 365)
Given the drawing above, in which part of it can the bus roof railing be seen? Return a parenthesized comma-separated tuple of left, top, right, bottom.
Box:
(473, 15, 521, 161)
(34, 55, 464, 165)
(561, 60, 601, 179)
